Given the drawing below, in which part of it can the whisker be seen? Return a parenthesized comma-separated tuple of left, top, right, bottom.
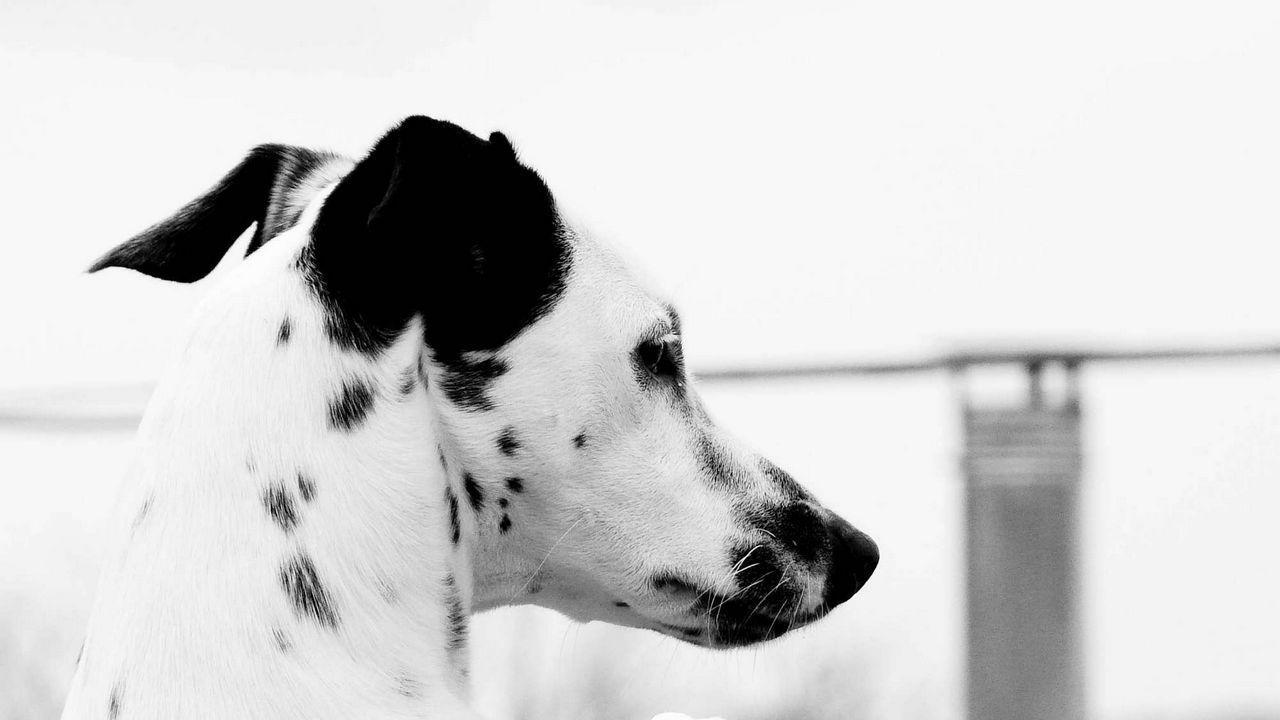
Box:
(747, 577, 789, 620)
(508, 514, 584, 602)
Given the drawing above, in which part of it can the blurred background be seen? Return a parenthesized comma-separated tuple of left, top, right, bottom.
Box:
(2, 0, 1279, 718)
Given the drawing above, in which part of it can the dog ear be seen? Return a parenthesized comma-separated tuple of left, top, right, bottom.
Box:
(310, 116, 570, 359)
(89, 144, 336, 282)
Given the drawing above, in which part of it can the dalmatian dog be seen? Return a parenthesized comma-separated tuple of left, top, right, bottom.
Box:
(62, 116, 878, 720)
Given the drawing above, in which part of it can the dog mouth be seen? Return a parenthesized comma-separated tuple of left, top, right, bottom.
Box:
(643, 564, 823, 648)
(652, 598, 824, 649)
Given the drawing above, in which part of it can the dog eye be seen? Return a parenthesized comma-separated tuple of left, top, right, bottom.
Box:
(637, 336, 680, 379)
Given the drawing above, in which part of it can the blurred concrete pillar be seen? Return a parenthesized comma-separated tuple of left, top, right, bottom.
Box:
(963, 361, 1084, 720)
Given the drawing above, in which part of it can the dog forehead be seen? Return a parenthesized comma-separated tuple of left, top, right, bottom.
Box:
(553, 232, 672, 337)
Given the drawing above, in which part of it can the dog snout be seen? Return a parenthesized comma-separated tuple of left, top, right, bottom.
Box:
(823, 515, 879, 607)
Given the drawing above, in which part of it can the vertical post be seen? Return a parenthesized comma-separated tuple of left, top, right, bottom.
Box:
(964, 360, 1084, 720)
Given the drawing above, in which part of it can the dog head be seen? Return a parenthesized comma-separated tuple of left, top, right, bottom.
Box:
(90, 116, 877, 648)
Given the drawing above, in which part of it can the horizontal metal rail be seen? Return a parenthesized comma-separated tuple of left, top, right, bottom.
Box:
(696, 343, 1280, 382)
(3, 343, 1279, 431)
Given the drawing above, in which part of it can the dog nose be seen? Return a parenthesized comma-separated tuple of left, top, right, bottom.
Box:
(823, 516, 879, 607)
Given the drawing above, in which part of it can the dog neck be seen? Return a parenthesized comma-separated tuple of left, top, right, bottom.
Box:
(66, 228, 480, 718)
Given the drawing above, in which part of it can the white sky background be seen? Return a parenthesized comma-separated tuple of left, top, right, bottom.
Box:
(1, 1, 1279, 718)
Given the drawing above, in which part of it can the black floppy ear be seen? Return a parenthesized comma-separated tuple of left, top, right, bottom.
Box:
(310, 116, 570, 359)
(89, 144, 336, 282)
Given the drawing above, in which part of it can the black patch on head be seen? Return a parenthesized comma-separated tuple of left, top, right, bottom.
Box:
(498, 514, 512, 533)
(463, 473, 484, 512)
(573, 432, 587, 449)
(445, 487, 461, 544)
(505, 477, 524, 494)
(108, 682, 122, 720)
(301, 117, 571, 361)
(614, 601, 629, 608)
(498, 497, 509, 509)
(696, 431, 743, 489)
(444, 574, 468, 651)
(277, 317, 292, 346)
(264, 484, 299, 533)
(88, 144, 340, 283)
(328, 378, 376, 431)
(279, 554, 339, 628)
(439, 355, 507, 412)
(298, 243, 407, 355)
(398, 364, 417, 397)
(132, 495, 154, 530)
(759, 458, 808, 502)
(272, 627, 292, 652)
(297, 472, 316, 503)
(496, 426, 520, 455)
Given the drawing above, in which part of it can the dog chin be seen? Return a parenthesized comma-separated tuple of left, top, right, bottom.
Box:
(649, 607, 823, 649)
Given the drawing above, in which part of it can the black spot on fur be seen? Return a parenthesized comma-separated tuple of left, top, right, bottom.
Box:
(499, 514, 512, 533)
(444, 574, 467, 651)
(445, 487, 461, 544)
(399, 364, 417, 397)
(132, 495, 153, 530)
(438, 446, 449, 471)
(108, 682, 122, 720)
(614, 601, 629, 608)
(263, 484, 299, 532)
(88, 144, 340, 283)
(463, 473, 484, 512)
(297, 472, 316, 503)
(496, 426, 520, 455)
(279, 554, 339, 628)
(439, 355, 507, 412)
(302, 117, 571, 359)
(328, 378, 375, 431)
(573, 432, 587, 449)
(505, 477, 524, 493)
(272, 627, 291, 652)
(277, 317, 292, 346)
(498, 497, 509, 509)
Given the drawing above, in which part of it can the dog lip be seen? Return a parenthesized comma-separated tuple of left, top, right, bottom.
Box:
(643, 601, 821, 648)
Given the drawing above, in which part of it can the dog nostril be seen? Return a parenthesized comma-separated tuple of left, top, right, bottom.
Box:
(823, 516, 879, 608)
